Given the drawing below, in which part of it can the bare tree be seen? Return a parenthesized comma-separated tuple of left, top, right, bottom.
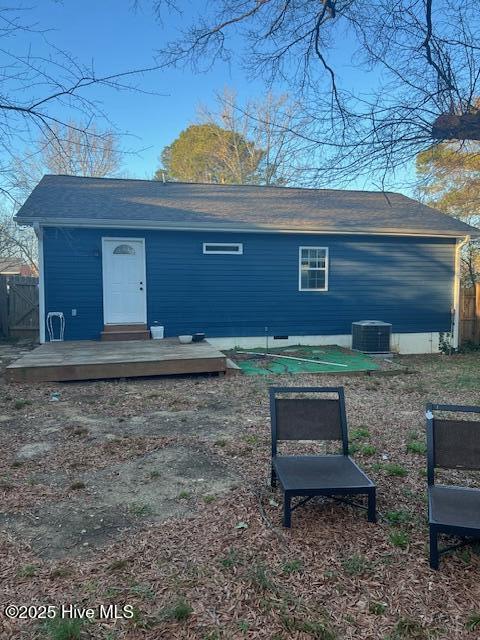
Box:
(0, 4, 165, 268)
(210, 97, 265, 184)
(199, 89, 308, 186)
(42, 124, 121, 178)
(0, 5, 164, 206)
(152, 0, 480, 188)
(13, 122, 122, 202)
(0, 215, 37, 271)
(8, 121, 123, 267)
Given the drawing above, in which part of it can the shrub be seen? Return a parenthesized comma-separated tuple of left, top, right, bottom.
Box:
(389, 530, 410, 550)
(128, 503, 154, 517)
(108, 558, 130, 572)
(130, 584, 156, 600)
(18, 564, 38, 577)
(369, 601, 387, 615)
(466, 612, 480, 631)
(384, 463, 408, 477)
(14, 399, 31, 410)
(406, 441, 427, 455)
(43, 618, 84, 640)
(248, 563, 274, 591)
(69, 481, 85, 491)
(281, 614, 336, 640)
(341, 554, 372, 576)
(49, 566, 72, 579)
(391, 616, 428, 639)
(163, 599, 193, 621)
(219, 549, 241, 569)
(385, 511, 411, 525)
(360, 444, 377, 456)
(282, 559, 303, 574)
(350, 428, 370, 440)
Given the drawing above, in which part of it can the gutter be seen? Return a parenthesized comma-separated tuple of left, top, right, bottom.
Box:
(452, 235, 470, 350)
(13, 216, 474, 239)
(33, 223, 46, 344)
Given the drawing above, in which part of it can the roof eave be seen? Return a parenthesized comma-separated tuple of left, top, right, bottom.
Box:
(14, 215, 476, 239)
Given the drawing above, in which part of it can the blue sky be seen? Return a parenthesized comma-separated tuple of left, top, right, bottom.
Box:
(20, 1, 270, 179)
(17, 2, 414, 191)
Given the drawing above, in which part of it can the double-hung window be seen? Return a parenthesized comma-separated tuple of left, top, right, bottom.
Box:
(299, 246, 329, 291)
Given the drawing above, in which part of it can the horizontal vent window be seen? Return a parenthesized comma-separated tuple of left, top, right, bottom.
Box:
(203, 243, 243, 255)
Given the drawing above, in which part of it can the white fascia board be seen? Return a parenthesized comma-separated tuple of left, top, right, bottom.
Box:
(13, 216, 469, 239)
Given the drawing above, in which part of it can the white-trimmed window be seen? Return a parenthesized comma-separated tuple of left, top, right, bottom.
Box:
(299, 246, 329, 291)
(203, 242, 243, 255)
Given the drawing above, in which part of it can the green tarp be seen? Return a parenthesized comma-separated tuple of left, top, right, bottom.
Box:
(235, 346, 380, 376)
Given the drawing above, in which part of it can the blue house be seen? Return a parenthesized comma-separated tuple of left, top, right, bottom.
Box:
(15, 175, 479, 353)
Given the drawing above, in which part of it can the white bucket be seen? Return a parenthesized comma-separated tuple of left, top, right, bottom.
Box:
(150, 326, 164, 339)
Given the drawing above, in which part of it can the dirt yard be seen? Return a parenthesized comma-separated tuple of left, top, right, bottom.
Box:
(1, 341, 479, 640)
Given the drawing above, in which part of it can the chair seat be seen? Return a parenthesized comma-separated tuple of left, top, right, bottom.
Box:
(273, 455, 374, 492)
(429, 485, 480, 530)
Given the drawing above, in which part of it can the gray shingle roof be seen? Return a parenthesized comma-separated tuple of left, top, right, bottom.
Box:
(15, 174, 479, 237)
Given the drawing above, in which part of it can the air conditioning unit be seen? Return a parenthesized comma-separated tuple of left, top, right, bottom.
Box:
(352, 320, 392, 353)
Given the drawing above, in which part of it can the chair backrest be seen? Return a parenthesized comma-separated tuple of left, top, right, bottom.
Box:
(270, 386, 348, 457)
(426, 403, 480, 484)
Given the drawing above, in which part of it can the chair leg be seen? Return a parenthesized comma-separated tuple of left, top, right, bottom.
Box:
(367, 489, 377, 523)
(271, 467, 277, 489)
(283, 493, 292, 528)
(429, 528, 439, 570)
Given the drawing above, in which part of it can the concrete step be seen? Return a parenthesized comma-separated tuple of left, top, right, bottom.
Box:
(101, 330, 151, 341)
(103, 324, 148, 333)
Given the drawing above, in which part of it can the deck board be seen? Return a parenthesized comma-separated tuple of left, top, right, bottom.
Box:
(6, 339, 227, 382)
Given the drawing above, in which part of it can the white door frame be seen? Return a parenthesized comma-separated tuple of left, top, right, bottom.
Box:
(102, 236, 147, 325)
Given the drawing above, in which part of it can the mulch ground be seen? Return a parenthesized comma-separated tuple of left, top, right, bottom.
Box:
(1, 345, 480, 640)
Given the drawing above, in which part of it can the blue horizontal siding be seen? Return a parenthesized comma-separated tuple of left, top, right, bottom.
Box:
(42, 227, 456, 341)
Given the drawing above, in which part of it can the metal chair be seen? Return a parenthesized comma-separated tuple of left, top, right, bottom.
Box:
(270, 386, 376, 528)
(426, 403, 480, 569)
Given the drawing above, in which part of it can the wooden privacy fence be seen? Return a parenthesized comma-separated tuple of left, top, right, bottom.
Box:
(0, 275, 39, 340)
(460, 283, 480, 345)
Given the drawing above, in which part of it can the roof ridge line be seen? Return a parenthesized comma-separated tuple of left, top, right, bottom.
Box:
(41, 174, 403, 197)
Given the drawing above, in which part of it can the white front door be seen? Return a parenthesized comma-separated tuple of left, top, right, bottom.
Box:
(102, 238, 147, 324)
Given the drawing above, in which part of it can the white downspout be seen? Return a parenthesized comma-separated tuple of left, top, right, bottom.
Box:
(34, 223, 46, 344)
(452, 235, 470, 350)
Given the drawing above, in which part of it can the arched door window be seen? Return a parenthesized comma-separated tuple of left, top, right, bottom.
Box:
(113, 243, 135, 255)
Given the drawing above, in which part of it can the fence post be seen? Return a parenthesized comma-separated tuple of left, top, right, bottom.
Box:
(0, 276, 8, 338)
(6, 275, 39, 340)
(476, 283, 480, 344)
(459, 284, 480, 346)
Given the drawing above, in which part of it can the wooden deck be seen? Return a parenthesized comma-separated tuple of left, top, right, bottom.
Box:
(6, 339, 228, 383)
